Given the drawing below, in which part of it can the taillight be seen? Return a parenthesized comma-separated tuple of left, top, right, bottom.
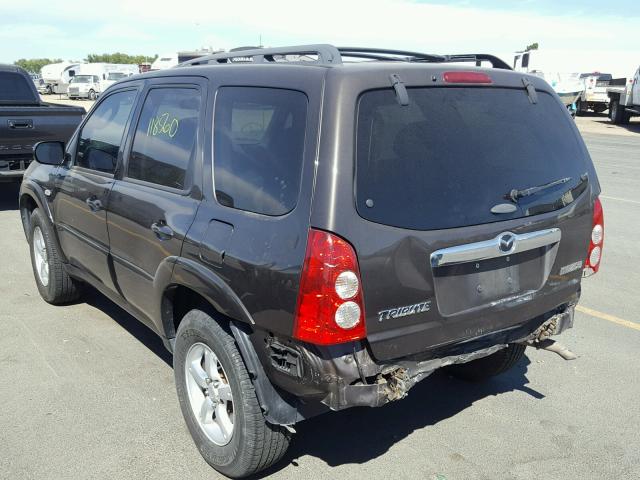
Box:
(583, 197, 604, 277)
(293, 229, 366, 345)
(443, 71, 493, 84)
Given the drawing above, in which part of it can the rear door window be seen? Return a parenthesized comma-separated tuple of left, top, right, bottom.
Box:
(356, 87, 590, 230)
(213, 87, 307, 216)
(127, 87, 201, 190)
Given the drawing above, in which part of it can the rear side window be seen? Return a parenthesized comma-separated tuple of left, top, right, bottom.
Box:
(76, 90, 136, 173)
(128, 87, 201, 190)
(356, 87, 590, 230)
(0, 72, 36, 103)
(213, 87, 307, 216)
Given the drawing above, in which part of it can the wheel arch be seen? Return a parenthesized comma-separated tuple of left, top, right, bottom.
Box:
(19, 181, 55, 240)
(158, 260, 301, 425)
(156, 256, 255, 342)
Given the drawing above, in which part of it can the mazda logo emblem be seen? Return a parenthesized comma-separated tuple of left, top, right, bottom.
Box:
(499, 233, 516, 253)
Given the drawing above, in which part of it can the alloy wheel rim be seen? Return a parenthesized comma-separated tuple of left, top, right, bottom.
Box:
(184, 342, 235, 446)
(32, 227, 49, 287)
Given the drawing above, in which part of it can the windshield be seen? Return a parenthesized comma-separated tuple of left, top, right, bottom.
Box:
(355, 87, 591, 230)
(71, 75, 92, 83)
(107, 72, 126, 80)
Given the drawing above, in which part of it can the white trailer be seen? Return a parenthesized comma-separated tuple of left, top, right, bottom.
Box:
(607, 66, 640, 124)
(39, 62, 80, 94)
(151, 54, 179, 70)
(512, 50, 584, 115)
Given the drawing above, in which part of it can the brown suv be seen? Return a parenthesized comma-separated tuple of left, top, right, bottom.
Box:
(20, 45, 603, 478)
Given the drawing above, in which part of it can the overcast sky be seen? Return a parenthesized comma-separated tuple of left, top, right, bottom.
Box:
(1, 0, 638, 76)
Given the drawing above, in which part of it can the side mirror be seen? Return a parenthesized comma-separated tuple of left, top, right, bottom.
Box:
(34, 141, 65, 165)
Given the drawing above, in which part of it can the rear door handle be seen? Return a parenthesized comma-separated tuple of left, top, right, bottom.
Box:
(85, 196, 103, 212)
(151, 221, 174, 240)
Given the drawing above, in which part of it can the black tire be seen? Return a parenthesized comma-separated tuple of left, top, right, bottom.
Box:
(28, 208, 81, 304)
(610, 99, 629, 124)
(445, 343, 526, 381)
(575, 99, 587, 116)
(88, 89, 96, 101)
(174, 310, 290, 478)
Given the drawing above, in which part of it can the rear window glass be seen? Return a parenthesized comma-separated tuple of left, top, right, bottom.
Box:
(213, 87, 307, 216)
(356, 87, 590, 230)
(0, 72, 36, 103)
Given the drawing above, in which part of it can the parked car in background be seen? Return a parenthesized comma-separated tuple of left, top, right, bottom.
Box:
(19, 45, 603, 478)
(0, 64, 84, 181)
(40, 61, 80, 95)
(607, 66, 640, 124)
(577, 73, 612, 115)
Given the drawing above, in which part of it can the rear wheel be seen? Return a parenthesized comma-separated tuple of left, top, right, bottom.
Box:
(28, 208, 81, 304)
(88, 89, 96, 101)
(576, 99, 588, 116)
(610, 99, 629, 124)
(174, 310, 290, 478)
(445, 344, 526, 381)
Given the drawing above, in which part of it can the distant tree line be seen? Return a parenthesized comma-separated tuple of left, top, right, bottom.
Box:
(14, 58, 62, 74)
(85, 53, 158, 64)
(14, 53, 158, 74)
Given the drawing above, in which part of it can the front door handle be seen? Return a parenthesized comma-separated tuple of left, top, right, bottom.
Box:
(85, 196, 103, 212)
(151, 221, 174, 240)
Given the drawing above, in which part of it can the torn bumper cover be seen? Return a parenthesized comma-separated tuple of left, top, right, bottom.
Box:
(271, 303, 576, 412)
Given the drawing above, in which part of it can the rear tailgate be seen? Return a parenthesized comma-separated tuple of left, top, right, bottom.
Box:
(585, 75, 611, 102)
(316, 73, 598, 362)
(0, 105, 84, 174)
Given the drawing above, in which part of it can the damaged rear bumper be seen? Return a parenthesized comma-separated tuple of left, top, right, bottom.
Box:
(258, 303, 576, 414)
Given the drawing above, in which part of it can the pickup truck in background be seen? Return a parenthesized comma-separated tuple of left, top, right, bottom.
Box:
(577, 73, 611, 115)
(607, 66, 640, 125)
(0, 64, 85, 181)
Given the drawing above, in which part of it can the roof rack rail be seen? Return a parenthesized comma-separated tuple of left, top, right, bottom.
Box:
(438, 54, 512, 70)
(180, 44, 343, 66)
(337, 47, 446, 63)
(179, 44, 512, 70)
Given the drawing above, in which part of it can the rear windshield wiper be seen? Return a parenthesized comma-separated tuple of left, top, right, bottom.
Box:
(507, 176, 572, 202)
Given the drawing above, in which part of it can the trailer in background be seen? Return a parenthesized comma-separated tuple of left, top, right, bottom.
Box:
(39, 61, 80, 95)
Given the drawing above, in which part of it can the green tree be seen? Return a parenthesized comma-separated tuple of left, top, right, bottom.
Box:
(14, 58, 63, 74)
(525, 42, 539, 51)
(85, 52, 158, 64)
